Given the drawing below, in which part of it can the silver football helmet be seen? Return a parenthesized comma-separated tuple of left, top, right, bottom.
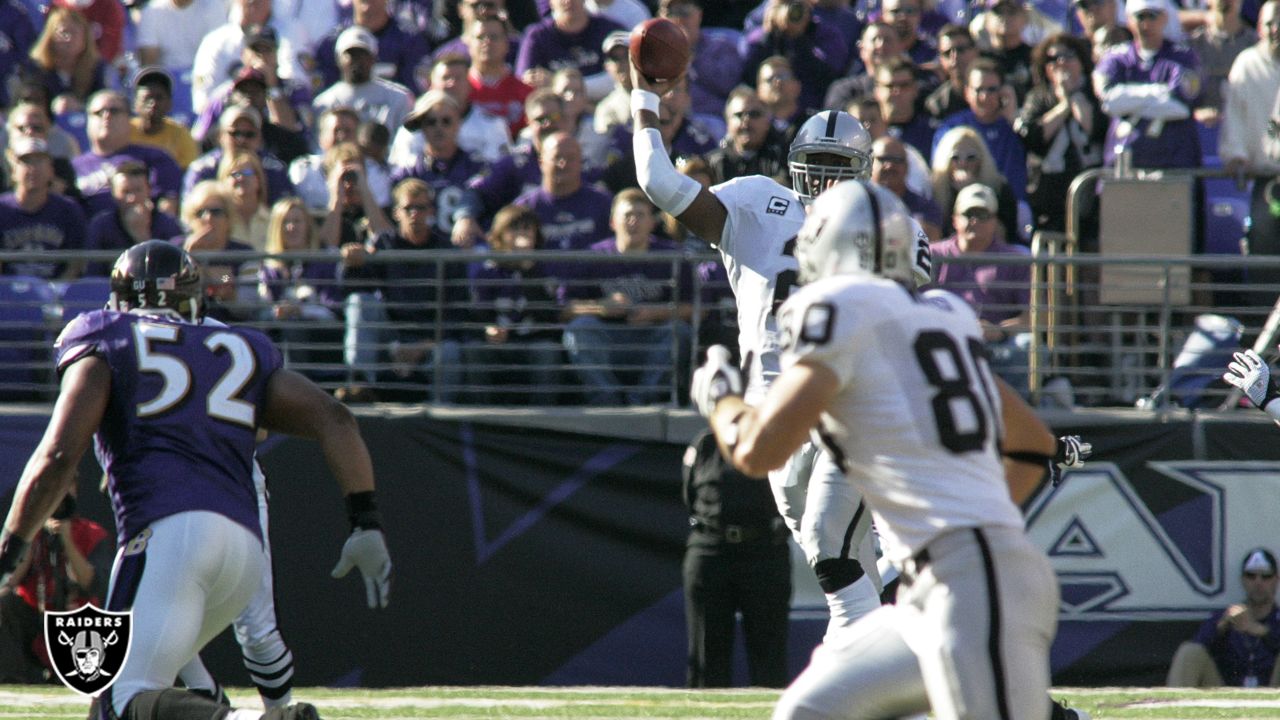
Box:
(795, 179, 917, 285)
(788, 110, 873, 203)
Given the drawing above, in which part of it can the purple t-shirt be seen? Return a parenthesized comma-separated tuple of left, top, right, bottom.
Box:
(688, 31, 745, 117)
(390, 148, 488, 234)
(560, 236, 694, 306)
(85, 207, 185, 275)
(183, 148, 297, 205)
(0, 193, 88, 279)
(1094, 40, 1203, 169)
(73, 145, 184, 219)
(515, 15, 625, 79)
(468, 145, 543, 221)
(0, 0, 36, 109)
(513, 185, 612, 252)
(54, 310, 283, 544)
(927, 236, 1030, 324)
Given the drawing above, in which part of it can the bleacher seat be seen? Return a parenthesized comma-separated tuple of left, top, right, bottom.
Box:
(58, 277, 113, 326)
(0, 276, 56, 398)
(1203, 177, 1251, 255)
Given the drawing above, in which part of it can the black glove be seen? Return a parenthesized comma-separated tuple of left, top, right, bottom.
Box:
(1049, 435, 1092, 487)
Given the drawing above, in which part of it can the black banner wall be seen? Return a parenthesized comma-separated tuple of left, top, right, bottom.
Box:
(4, 409, 1280, 688)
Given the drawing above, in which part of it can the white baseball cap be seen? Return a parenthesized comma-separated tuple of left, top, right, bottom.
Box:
(955, 183, 998, 214)
(336, 26, 379, 55)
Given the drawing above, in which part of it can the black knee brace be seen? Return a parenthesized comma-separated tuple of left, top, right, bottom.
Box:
(814, 557, 865, 594)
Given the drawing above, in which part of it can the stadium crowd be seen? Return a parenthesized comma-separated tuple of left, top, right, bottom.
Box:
(0, 0, 1271, 404)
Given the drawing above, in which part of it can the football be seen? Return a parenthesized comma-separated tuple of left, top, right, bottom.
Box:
(629, 17, 691, 83)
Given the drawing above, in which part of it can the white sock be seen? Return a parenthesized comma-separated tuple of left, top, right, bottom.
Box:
(823, 575, 882, 643)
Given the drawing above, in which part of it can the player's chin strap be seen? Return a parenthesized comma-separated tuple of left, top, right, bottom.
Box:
(631, 89, 702, 217)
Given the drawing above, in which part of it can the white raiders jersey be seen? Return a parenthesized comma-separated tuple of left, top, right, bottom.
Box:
(777, 276, 1025, 565)
(710, 175, 808, 403)
(710, 175, 934, 404)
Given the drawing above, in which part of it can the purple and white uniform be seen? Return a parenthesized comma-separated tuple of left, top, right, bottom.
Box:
(56, 309, 283, 719)
(1093, 40, 1203, 168)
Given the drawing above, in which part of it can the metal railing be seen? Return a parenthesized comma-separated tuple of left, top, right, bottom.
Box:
(0, 240, 1275, 410)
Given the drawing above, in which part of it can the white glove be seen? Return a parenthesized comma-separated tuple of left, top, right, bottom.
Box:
(331, 528, 392, 609)
(1224, 350, 1280, 414)
(690, 345, 743, 417)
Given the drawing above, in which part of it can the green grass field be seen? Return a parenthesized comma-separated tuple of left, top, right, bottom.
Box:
(5, 686, 1280, 719)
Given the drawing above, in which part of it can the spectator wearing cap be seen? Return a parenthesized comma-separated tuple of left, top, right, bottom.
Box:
(1189, 0, 1257, 127)
(0, 136, 88, 280)
(129, 67, 200, 170)
(315, 26, 416, 135)
(515, 0, 626, 101)
(191, 27, 313, 153)
(84, 161, 184, 275)
(312, 0, 430, 92)
(465, 15, 534, 137)
(134, 0, 232, 72)
(4, 100, 82, 201)
(389, 53, 512, 167)
(0, 0, 36, 112)
(390, 91, 488, 238)
(934, 59, 1029, 206)
(1168, 547, 1280, 687)
(291, 106, 392, 213)
(928, 182, 1035, 395)
(741, 0, 849, 112)
(191, 0, 306, 116)
(1092, 0, 1203, 169)
(183, 104, 297, 205)
(73, 90, 184, 220)
(660, 0, 745, 119)
(979, 0, 1037, 104)
(594, 30, 633, 135)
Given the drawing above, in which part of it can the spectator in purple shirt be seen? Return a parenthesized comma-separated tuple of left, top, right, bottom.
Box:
(465, 204, 565, 404)
(0, 0, 37, 111)
(514, 131, 612, 266)
(1092, 0, 1203, 169)
(183, 104, 298, 206)
(516, 0, 625, 101)
(741, 0, 849, 111)
(928, 183, 1036, 396)
(314, 0, 432, 92)
(933, 59, 1030, 205)
(85, 161, 184, 276)
(390, 91, 490, 239)
(659, 0, 745, 118)
(879, 0, 939, 70)
(0, 137, 87, 280)
(561, 188, 693, 406)
(874, 57, 938, 159)
(73, 90, 183, 220)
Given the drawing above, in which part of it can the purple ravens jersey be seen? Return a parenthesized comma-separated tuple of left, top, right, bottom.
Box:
(54, 310, 284, 545)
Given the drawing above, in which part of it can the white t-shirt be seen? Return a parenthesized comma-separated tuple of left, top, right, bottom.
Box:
(778, 277, 1025, 563)
(136, 0, 231, 71)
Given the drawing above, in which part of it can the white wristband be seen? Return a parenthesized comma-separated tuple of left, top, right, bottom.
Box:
(631, 89, 660, 116)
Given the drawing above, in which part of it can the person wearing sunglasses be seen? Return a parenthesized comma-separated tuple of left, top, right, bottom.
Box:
(390, 91, 486, 239)
(1092, 0, 1202, 170)
(184, 103, 298, 208)
(1168, 547, 1280, 687)
(1016, 33, 1104, 234)
(931, 124, 1022, 241)
(74, 90, 183, 220)
(926, 24, 980, 121)
(705, 87, 788, 185)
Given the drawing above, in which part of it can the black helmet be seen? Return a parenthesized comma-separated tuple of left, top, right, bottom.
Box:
(109, 240, 204, 321)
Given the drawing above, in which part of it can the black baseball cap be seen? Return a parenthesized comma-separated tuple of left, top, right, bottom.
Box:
(132, 66, 174, 95)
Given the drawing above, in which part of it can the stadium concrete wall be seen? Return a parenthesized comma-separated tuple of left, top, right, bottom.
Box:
(2, 406, 1278, 688)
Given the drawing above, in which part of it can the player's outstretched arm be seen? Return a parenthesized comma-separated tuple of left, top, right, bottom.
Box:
(997, 377, 1092, 503)
(629, 62, 729, 245)
(0, 357, 110, 584)
(261, 368, 391, 608)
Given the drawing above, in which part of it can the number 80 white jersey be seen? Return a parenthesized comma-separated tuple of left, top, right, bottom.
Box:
(778, 276, 1025, 565)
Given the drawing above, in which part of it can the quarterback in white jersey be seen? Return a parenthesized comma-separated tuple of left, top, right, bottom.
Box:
(693, 181, 1059, 720)
(631, 61, 933, 638)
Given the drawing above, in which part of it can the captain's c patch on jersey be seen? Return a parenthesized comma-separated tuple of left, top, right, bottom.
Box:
(799, 303, 836, 345)
(766, 196, 791, 216)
